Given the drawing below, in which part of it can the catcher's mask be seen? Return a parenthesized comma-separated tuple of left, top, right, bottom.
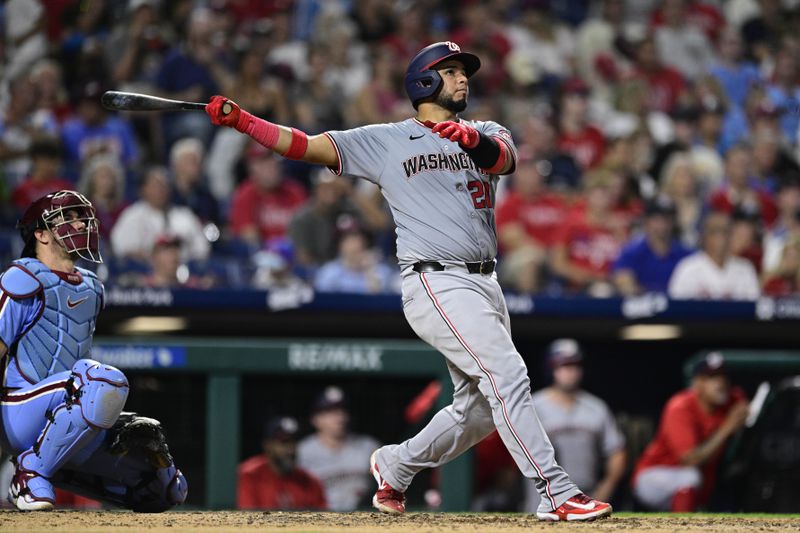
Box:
(17, 190, 102, 263)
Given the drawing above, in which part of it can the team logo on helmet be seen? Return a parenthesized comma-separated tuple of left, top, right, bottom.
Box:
(19, 190, 103, 263)
(446, 42, 460, 52)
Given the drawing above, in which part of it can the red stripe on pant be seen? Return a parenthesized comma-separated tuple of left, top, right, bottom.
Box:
(418, 272, 557, 510)
(1, 381, 68, 403)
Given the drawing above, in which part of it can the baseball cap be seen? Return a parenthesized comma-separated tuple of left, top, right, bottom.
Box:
(561, 77, 591, 96)
(692, 352, 727, 377)
(669, 105, 699, 123)
(645, 196, 676, 217)
(698, 95, 726, 116)
(731, 202, 761, 223)
(311, 386, 347, 414)
(546, 339, 583, 368)
(154, 234, 181, 248)
(263, 416, 299, 441)
(755, 101, 783, 119)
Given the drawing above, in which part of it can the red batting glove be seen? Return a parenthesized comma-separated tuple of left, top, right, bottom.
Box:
(206, 95, 247, 130)
(431, 120, 479, 149)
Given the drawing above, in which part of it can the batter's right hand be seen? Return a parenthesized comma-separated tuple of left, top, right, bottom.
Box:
(206, 95, 241, 128)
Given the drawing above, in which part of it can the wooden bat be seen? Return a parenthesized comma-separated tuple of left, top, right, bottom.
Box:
(101, 91, 209, 112)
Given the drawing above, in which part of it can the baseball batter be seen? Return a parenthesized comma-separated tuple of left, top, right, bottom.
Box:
(206, 41, 611, 521)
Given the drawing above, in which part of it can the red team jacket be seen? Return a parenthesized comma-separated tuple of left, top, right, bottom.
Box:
(237, 455, 327, 510)
(633, 387, 747, 505)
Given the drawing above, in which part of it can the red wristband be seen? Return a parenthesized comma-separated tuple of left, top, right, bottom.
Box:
(282, 128, 308, 160)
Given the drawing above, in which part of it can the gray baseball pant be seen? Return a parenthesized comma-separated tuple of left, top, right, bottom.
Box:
(373, 265, 579, 512)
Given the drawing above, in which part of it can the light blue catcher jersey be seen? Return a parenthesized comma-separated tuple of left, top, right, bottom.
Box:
(325, 118, 517, 265)
(0, 258, 103, 384)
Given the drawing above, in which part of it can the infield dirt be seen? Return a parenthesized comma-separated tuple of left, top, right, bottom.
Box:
(2, 511, 800, 533)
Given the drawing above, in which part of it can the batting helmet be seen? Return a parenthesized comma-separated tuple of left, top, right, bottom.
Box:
(17, 190, 102, 263)
(404, 41, 481, 109)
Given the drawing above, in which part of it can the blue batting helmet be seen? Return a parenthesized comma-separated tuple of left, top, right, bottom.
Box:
(404, 41, 481, 109)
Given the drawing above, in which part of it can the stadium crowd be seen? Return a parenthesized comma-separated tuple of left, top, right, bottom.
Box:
(2, 0, 800, 298)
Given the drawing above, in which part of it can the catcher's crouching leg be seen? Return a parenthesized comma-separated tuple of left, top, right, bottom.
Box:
(52, 413, 188, 512)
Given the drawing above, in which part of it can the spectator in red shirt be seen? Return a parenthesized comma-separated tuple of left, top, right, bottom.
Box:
(708, 143, 778, 229)
(556, 78, 606, 170)
(229, 142, 308, 248)
(237, 416, 327, 511)
(649, 0, 725, 44)
(632, 353, 749, 512)
(11, 137, 72, 214)
(631, 35, 686, 114)
(729, 206, 764, 273)
(496, 154, 569, 292)
(551, 170, 624, 296)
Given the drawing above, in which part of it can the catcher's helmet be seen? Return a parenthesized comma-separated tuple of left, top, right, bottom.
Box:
(17, 190, 102, 263)
(404, 41, 480, 109)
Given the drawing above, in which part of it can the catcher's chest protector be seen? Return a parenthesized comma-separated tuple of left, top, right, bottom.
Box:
(5, 258, 102, 382)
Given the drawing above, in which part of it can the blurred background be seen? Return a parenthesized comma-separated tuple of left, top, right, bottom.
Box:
(1, 0, 800, 514)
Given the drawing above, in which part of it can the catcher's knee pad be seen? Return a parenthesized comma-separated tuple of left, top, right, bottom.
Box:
(72, 359, 129, 429)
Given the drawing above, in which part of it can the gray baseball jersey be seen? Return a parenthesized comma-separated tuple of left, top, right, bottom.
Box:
(297, 433, 380, 511)
(329, 116, 582, 513)
(325, 118, 517, 264)
(524, 389, 625, 512)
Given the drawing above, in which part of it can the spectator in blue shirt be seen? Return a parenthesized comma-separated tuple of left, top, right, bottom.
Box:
(155, 7, 221, 147)
(709, 27, 761, 109)
(314, 230, 398, 294)
(613, 197, 693, 295)
(60, 80, 139, 183)
(765, 47, 800, 144)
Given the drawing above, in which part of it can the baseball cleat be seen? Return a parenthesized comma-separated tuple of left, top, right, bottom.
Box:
(8, 463, 55, 511)
(536, 493, 612, 522)
(369, 451, 406, 514)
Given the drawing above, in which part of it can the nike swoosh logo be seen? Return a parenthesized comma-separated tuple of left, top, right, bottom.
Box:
(67, 296, 90, 309)
(567, 500, 596, 510)
(409, 134, 425, 140)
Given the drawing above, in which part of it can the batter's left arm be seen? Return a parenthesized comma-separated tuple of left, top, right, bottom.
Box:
(430, 120, 516, 175)
(206, 95, 338, 167)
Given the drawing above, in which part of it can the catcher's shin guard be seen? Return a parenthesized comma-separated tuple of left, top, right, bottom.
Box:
(22, 360, 128, 474)
(11, 360, 127, 511)
(51, 413, 188, 512)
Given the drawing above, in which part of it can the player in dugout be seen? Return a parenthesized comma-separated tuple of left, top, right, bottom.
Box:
(0, 190, 187, 511)
(632, 352, 749, 511)
(237, 416, 326, 510)
(206, 41, 612, 521)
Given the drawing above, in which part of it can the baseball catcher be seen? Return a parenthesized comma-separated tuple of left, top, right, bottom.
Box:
(0, 190, 187, 511)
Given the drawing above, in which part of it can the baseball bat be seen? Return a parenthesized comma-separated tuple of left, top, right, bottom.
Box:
(101, 91, 207, 112)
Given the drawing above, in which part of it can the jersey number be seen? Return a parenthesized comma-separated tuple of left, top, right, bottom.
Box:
(468, 180, 493, 209)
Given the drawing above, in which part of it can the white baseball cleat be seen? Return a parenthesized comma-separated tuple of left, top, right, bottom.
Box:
(8, 465, 55, 511)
